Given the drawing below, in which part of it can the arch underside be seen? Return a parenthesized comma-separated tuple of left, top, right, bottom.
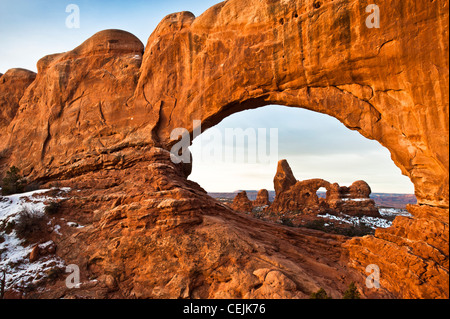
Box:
(169, 86, 447, 209)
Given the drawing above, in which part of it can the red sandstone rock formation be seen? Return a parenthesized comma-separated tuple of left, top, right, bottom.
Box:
(349, 181, 372, 199)
(270, 160, 380, 217)
(0, 0, 448, 299)
(274, 160, 297, 197)
(0, 68, 36, 145)
(231, 191, 253, 213)
(345, 204, 449, 298)
(329, 181, 380, 217)
(272, 177, 331, 214)
(253, 189, 271, 208)
(0, 30, 144, 178)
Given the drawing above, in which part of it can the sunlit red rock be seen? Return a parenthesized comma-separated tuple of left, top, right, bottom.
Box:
(0, 0, 447, 299)
(253, 189, 271, 208)
(232, 191, 253, 213)
(0, 68, 36, 148)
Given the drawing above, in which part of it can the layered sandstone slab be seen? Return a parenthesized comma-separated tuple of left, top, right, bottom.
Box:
(345, 205, 449, 299)
(30, 148, 375, 299)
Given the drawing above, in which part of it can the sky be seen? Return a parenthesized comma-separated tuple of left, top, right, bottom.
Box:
(0, 0, 415, 194)
(189, 106, 414, 194)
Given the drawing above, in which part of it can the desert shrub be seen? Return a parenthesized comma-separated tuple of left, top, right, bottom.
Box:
(343, 282, 361, 299)
(304, 219, 327, 231)
(44, 201, 61, 216)
(341, 223, 375, 237)
(45, 266, 65, 282)
(381, 215, 396, 222)
(14, 207, 47, 240)
(310, 288, 332, 299)
(304, 219, 375, 237)
(1, 166, 25, 196)
(280, 217, 294, 227)
(3, 220, 15, 235)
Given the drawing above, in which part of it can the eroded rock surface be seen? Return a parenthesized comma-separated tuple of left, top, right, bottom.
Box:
(253, 189, 271, 208)
(231, 191, 253, 213)
(0, 0, 448, 299)
(0, 68, 36, 145)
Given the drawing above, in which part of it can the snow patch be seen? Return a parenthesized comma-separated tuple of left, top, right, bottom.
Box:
(341, 198, 372, 202)
(0, 188, 70, 290)
(379, 207, 412, 217)
(319, 213, 392, 229)
(67, 221, 84, 229)
(318, 207, 412, 230)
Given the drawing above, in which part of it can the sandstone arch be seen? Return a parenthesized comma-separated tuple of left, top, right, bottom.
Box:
(132, 1, 448, 208)
(123, 0, 450, 298)
(0, 0, 448, 299)
(130, 2, 448, 297)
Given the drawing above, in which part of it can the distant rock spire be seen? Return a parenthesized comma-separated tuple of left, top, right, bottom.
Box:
(273, 159, 297, 196)
(253, 189, 270, 207)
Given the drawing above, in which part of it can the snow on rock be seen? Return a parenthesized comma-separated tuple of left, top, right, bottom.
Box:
(379, 207, 412, 217)
(317, 208, 413, 230)
(0, 188, 70, 290)
(67, 222, 84, 229)
(319, 213, 399, 229)
(341, 198, 372, 202)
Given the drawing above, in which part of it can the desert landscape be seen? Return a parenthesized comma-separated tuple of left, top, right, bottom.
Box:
(0, 0, 448, 301)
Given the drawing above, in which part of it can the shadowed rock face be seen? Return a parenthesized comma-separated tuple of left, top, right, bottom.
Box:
(0, 0, 448, 299)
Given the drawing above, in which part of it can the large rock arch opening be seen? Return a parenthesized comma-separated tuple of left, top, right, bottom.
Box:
(131, 0, 448, 298)
(188, 104, 415, 195)
(134, 0, 448, 209)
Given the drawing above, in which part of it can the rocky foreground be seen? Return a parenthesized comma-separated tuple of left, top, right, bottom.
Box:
(0, 0, 448, 299)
